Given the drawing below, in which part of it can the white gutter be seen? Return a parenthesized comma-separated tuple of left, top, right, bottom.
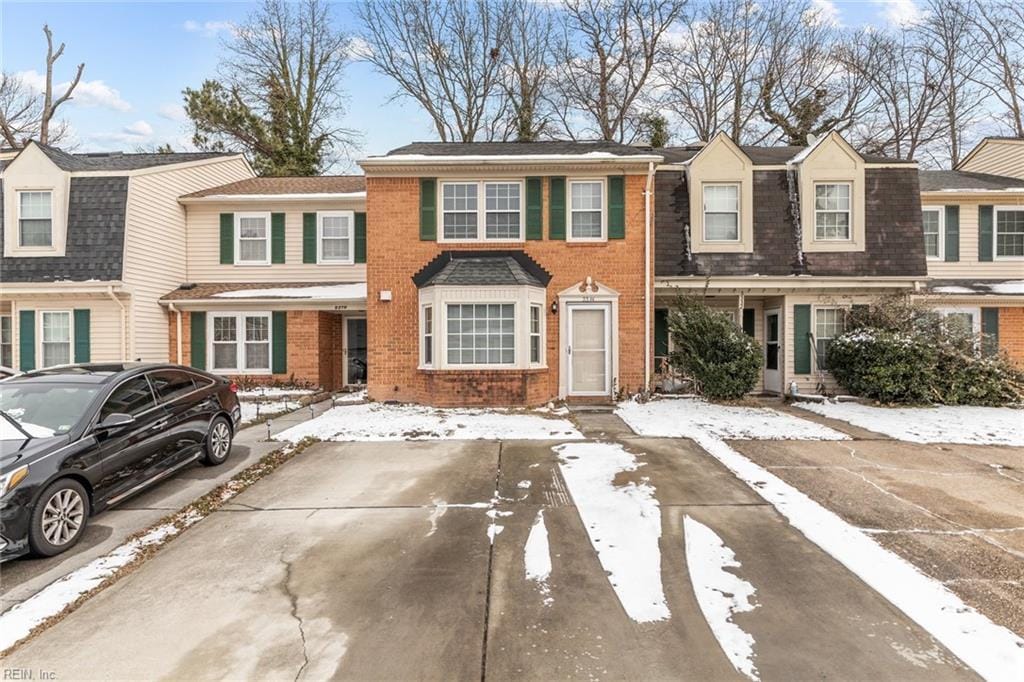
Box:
(0, 280, 125, 295)
(644, 161, 655, 388)
(168, 302, 183, 364)
(107, 284, 127, 361)
(179, 191, 367, 204)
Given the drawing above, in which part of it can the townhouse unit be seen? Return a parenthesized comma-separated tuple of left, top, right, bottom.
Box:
(160, 176, 368, 390)
(0, 141, 252, 371)
(653, 131, 928, 395)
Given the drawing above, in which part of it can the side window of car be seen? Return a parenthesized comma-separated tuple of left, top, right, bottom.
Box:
(149, 370, 197, 404)
(100, 377, 157, 420)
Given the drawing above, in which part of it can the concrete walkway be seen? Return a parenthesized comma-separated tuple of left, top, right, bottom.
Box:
(2, 433, 976, 680)
(0, 399, 334, 613)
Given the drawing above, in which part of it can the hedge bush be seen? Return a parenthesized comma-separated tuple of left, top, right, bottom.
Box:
(666, 296, 761, 400)
(826, 296, 1023, 406)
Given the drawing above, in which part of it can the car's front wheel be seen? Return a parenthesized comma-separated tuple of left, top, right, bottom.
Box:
(29, 479, 91, 557)
(203, 416, 233, 466)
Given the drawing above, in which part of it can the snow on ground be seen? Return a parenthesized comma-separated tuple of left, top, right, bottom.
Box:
(684, 516, 760, 681)
(796, 402, 1024, 446)
(274, 403, 583, 442)
(692, 434, 1024, 682)
(240, 398, 304, 425)
(554, 442, 670, 623)
(617, 397, 849, 441)
(524, 510, 553, 606)
(236, 387, 315, 399)
(335, 389, 367, 403)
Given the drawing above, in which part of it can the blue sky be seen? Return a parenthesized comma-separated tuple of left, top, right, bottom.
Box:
(1, 1, 913, 165)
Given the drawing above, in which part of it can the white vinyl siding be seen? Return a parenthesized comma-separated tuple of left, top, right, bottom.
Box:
(318, 211, 353, 264)
(440, 181, 523, 242)
(569, 180, 605, 241)
(814, 183, 852, 240)
(41, 310, 72, 367)
(18, 190, 53, 247)
(210, 312, 271, 373)
(922, 207, 943, 259)
(703, 183, 740, 241)
(921, 198, 1024, 278)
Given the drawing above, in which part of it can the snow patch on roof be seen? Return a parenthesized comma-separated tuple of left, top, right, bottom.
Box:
(212, 283, 367, 300)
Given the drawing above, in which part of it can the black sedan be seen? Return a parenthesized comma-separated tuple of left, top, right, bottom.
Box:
(0, 363, 242, 561)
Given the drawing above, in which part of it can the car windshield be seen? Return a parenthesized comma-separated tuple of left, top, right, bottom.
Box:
(0, 382, 101, 439)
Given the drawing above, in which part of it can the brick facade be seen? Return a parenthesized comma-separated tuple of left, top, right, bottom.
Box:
(365, 173, 652, 406)
(999, 307, 1024, 364)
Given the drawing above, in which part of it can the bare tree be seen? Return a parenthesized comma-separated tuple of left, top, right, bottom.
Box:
(551, 0, 687, 142)
(0, 25, 82, 148)
(967, 0, 1024, 137)
(357, 0, 510, 142)
(499, 0, 557, 141)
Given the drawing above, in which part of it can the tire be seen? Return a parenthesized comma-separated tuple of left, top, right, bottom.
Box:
(29, 478, 91, 557)
(203, 416, 233, 466)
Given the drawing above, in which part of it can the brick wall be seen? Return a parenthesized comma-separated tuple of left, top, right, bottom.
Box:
(999, 307, 1024, 364)
(365, 173, 651, 406)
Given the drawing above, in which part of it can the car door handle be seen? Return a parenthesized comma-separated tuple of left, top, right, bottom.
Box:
(150, 419, 170, 431)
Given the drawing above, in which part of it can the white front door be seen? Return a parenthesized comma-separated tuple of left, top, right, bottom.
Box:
(764, 308, 782, 393)
(568, 303, 611, 396)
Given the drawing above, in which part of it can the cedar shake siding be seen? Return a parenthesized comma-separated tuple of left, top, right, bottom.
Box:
(655, 168, 927, 278)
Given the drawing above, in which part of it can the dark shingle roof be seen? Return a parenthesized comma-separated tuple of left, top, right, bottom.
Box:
(413, 251, 552, 288)
(658, 143, 910, 166)
(385, 140, 656, 157)
(32, 143, 232, 172)
(183, 175, 365, 198)
(919, 170, 1024, 192)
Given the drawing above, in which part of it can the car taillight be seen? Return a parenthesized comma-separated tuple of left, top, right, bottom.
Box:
(228, 382, 238, 393)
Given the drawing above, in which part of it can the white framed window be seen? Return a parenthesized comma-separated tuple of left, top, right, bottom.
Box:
(235, 212, 270, 265)
(703, 183, 740, 241)
(447, 303, 516, 366)
(1, 315, 12, 367)
(210, 312, 271, 373)
(439, 181, 523, 241)
(814, 307, 846, 370)
(995, 207, 1024, 259)
(922, 207, 943, 260)
(530, 304, 543, 364)
(934, 306, 982, 335)
(318, 211, 354, 264)
(18, 190, 53, 247)
(40, 311, 72, 367)
(814, 183, 852, 241)
(422, 305, 433, 366)
(569, 179, 605, 241)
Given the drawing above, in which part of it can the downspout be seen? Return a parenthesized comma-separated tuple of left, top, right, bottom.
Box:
(644, 161, 655, 390)
(168, 302, 183, 364)
(107, 285, 127, 361)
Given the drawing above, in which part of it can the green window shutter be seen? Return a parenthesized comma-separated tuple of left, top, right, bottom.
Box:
(271, 213, 286, 264)
(18, 310, 35, 371)
(272, 311, 287, 374)
(654, 308, 669, 361)
(420, 178, 437, 241)
(525, 177, 543, 240)
(354, 212, 367, 263)
(981, 308, 999, 357)
(742, 308, 755, 337)
(549, 177, 566, 239)
(944, 205, 959, 262)
(219, 213, 234, 264)
(793, 304, 812, 374)
(608, 175, 626, 239)
(978, 205, 994, 262)
(303, 213, 317, 263)
(73, 309, 91, 363)
(190, 311, 206, 370)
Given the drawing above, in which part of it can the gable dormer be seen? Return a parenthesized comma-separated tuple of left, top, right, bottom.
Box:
(2, 141, 71, 258)
(793, 131, 866, 254)
(685, 132, 754, 253)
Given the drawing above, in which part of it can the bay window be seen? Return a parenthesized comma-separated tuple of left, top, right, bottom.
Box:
(814, 307, 845, 370)
(18, 190, 53, 247)
(440, 181, 522, 241)
(210, 312, 271, 373)
(922, 207, 943, 259)
(319, 211, 353, 263)
(703, 184, 740, 241)
(814, 183, 851, 240)
(995, 207, 1024, 258)
(530, 305, 542, 364)
(422, 305, 433, 366)
(447, 303, 515, 365)
(235, 213, 270, 264)
(569, 180, 604, 240)
(41, 311, 72, 367)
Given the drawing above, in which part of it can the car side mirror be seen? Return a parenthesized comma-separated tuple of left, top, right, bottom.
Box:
(96, 413, 136, 432)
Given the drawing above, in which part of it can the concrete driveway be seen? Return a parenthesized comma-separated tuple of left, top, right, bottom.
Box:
(2, 435, 976, 681)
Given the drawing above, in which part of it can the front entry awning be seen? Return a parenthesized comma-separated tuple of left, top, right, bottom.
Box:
(159, 282, 367, 309)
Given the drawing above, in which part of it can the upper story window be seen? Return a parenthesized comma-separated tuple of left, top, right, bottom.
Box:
(18, 191, 53, 247)
(440, 181, 522, 241)
(814, 183, 851, 241)
(922, 207, 943, 259)
(236, 213, 270, 265)
(995, 207, 1024, 258)
(570, 180, 604, 241)
(703, 184, 740, 241)
(319, 211, 353, 264)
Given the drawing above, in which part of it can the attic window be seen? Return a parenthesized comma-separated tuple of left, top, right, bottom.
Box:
(18, 191, 53, 247)
(814, 183, 851, 241)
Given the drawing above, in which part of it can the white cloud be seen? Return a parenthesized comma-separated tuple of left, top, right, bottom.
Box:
(88, 120, 154, 149)
(122, 120, 153, 137)
(873, 0, 924, 27)
(183, 19, 235, 38)
(15, 70, 131, 112)
(157, 103, 188, 123)
(804, 0, 841, 27)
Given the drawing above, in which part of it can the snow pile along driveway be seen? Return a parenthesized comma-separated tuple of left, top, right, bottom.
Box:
(796, 402, 1024, 446)
(274, 402, 583, 442)
(617, 397, 848, 441)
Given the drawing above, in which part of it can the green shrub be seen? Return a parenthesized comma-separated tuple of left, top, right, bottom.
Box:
(827, 296, 1023, 406)
(666, 296, 761, 400)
